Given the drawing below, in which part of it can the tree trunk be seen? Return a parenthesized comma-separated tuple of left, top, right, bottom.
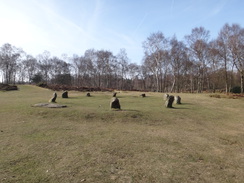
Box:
(190, 74, 194, 93)
(170, 76, 175, 93)
(213, 82, 216, 93)
(241, 72, 244, 94)
(224, 60, 229, 93)
(155, 71, 159, 92)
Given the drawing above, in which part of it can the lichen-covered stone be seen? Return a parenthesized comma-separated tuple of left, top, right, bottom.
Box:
(110, 97, 121, 109)
(165, 95, 174, 108)
(175, 96, 181, 104)
(164, 94, 169, 100)
(49, 92, 57, 103)
(62, 91, 68, 98)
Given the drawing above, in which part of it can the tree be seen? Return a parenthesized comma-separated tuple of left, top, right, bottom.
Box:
(22, 54, 38, 83)
(169, 36, 188, 92)
(127, 63, 140, 90)
(208, 40, 222, 92)
(117, 48, 129, 90)
(142, 32, 169, 92)
(96, 50, 116, 88)
(0, 43, 21, 84)
(227, 24, 244, 93)
(217, 24, 233, 93)
(185, 27, 210, 92)
(37, 51, 52, 83)
(50, 56, 71, 85)
(31, 73, 44, 84)
(83, 50, 96, 87)
(71, 54, 81, 86)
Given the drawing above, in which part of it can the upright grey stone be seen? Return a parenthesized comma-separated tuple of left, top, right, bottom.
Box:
(175, 96, 181, 104)
(49, 92, 57, 103)
(141, 93, 146, 97)
(165, 95, 174, 108)
(110, 97, 121, 109)
(113, 92, 117, 97)
(62, 91, 68, 98)
(87, 93, 91, 97)
(164, 94, 169, 100)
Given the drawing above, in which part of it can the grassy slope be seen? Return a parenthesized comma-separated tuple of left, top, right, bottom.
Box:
(0, 85, 243, 183)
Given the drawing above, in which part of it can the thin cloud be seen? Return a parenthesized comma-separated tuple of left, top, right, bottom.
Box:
(30, 0, 102, 56)
(88, 0, 104, 30)
(86, 0, 105, 46)
(106, 28, 136, 48)
(194, 0, 228, 25)
(210, 0, 228, 16)
(170, 0, 175, 18)
(132, 13, 148, 37)
(35, 1, 95, 41)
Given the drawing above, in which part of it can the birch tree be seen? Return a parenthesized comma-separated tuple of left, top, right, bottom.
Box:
(142, 32, 168, 92)
(185, 27, 210, 92)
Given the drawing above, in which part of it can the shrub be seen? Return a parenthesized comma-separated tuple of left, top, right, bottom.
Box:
(209, 94, 221, 98)
(31, 73, 44, 84)
(230, 86, 241, 94)
(37, 82, 47, 88)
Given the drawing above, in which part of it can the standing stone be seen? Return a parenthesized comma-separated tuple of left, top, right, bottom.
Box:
(62, 91, 68, 98)
(113, 92, 117, 97)
(164, 94, 169, 100)
(141, 93, 146, 97)
(175, 96, 181, 104)
(49, 92, 57, 103)
(110, 97, 121, 109)
(165, 95, 174, 108)
(87, 93, 91, 97)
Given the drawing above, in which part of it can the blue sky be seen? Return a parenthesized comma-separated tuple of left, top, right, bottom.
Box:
(0, 0, 243, 64)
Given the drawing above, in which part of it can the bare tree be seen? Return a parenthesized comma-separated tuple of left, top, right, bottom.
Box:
(217, 24, 233, 93)
(117, 48, 129, 90)
(50, 56, 71, 85)
(37, 51, 52, 83)
(227, 24, 244, 93)
(127, 63, 140, 90)
(208, 40, 222, 92)
(169, 36, 188, 92)
(96, 50, 116, 88)
(21, 54, 38, 83)
(0, 43, 21, 84)
(84, 49, 97, 87)
(185, 27, 210, 92)
(142, 32, 169, 92)
(71, 54, 81, 86)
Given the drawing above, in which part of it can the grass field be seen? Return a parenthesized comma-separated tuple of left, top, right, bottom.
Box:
(0, 85, 244, 183)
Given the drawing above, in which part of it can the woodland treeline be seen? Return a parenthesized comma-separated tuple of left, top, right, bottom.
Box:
(0, 23, 243, 93)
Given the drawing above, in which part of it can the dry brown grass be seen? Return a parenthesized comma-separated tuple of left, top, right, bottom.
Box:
(0, 85, 244, 182)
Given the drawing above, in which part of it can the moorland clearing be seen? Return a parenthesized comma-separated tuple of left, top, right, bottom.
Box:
(0, 85, 243, 182)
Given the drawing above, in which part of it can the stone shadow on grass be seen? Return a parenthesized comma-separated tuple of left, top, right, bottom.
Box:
(169, 104, 191, 109)
(32, 103, 67, 108)
(110, 108, 140, 112)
